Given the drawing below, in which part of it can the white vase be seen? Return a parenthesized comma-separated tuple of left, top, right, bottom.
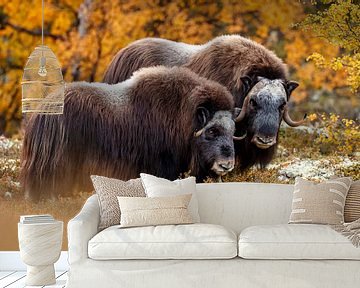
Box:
(18, 221, 63, 286)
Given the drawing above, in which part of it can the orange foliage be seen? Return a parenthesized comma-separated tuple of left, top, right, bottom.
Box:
(0, 0, 352, 135)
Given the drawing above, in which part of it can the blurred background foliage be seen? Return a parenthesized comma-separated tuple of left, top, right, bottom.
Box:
(0, 0, 359, 136)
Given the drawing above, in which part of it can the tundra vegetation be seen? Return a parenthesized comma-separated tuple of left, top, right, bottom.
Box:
(0, 0, 359, 249)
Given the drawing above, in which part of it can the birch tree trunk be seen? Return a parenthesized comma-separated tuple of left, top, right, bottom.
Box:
(71, 0, 93, 81)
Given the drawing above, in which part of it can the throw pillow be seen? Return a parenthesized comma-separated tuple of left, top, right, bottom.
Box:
(117, 194, 194, 228)
(140, 173, 200, 222)
(344, 180, 360, 223)
(91, 175, 146, 229)
(330, 176, 360, 223)
(289, 177, 352, 225)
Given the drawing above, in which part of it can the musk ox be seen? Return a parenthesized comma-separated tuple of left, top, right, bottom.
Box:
(21, 66, 237, 201)
(103, 35, 306, 170)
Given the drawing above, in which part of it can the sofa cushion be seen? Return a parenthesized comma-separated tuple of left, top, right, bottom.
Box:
(88, 223, 237, 260)
(238, 224, 360, 260)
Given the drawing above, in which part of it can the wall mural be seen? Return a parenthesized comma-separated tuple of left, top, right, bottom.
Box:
(0, 0, 358, 251)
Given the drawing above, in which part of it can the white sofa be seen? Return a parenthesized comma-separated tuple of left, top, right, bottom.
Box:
(66, 182, 360, 288)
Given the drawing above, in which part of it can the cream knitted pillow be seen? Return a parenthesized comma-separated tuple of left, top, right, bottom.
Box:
(117, 194, 194, 228)
(289, 177, 352, 225)
(140, 173, 200, 222)
(91, 176, 146, 229)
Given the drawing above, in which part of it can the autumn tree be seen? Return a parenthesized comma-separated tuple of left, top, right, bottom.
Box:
(0, 0, 356, 136)
(300, 0, 359, 94)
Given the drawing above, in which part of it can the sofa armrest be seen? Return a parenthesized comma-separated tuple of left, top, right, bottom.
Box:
(67, 194, 100, 264)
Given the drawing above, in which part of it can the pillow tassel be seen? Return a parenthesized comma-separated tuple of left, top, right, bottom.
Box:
(332, 218, 360, 248)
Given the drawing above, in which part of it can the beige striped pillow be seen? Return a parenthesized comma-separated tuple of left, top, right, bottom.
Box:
(330, 177, 360, 223)
(118, 194, 193, 228)
(344, 180, 360, 223)
(289, 177, 352, 225)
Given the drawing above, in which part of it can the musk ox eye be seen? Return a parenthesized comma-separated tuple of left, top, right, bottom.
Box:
(206, 128, 219, 138)
(250, 99, 257, 108)
(279, 103, 286, 111)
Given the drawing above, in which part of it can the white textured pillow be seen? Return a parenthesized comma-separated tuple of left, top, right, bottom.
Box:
(117, 194, 193, 228)
(140, 173, 200, 222)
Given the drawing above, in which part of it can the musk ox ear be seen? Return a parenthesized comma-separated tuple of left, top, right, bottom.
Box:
(285, 81, 299, 99)
(196, 107, 210, 128)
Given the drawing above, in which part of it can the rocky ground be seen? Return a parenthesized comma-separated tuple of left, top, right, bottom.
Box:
(220, 119, 359, 184)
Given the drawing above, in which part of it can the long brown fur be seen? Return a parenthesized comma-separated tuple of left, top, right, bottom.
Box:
(21, 66, 234, 201)
(103, 35, 287, 107)
(102, 35, 289, 170)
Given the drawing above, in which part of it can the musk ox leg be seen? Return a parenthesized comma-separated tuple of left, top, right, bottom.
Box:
(155, 150, 181, 180)
(23, 173, 70, 202)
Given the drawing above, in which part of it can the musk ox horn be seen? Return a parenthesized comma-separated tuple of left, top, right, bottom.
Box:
(233, 132, 247, 141)
(235, 96, 250, 122)
(283, 106, 307, 127)
(194, 128, 204, 137)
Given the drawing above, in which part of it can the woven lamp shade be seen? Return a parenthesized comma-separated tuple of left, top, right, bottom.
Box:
(22, 45, 65, 114)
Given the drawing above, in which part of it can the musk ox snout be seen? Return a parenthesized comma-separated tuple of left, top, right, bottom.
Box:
(237, 78, 288, 149)
(251, 135, 277, 149)
(212, 159, 235, 176)
(251, 120, 279, 149)
(250, 120, 279, 149)
(194, 110, 236, 177)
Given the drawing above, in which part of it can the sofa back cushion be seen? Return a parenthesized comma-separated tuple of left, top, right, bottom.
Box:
(90, 181, 294, 234)
(195, 182, 294, 234)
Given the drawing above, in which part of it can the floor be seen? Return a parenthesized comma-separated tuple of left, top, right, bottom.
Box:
(0, 271, 67, 288)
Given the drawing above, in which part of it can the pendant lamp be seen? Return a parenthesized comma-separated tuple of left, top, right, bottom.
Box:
(21, 0, 65, 114)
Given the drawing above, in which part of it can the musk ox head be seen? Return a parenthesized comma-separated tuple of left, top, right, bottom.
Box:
(234, 77, 306, 150)
(193, 108, 236, 177)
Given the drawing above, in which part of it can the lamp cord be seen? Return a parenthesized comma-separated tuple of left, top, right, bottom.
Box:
(42, 0, 44, 46)
(38, 0, 47, 76)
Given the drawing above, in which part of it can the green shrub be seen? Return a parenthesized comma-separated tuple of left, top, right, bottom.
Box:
(309, 113, 359, 156)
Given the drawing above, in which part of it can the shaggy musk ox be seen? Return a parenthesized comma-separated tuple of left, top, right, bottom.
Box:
(103, 35, 306, 170)
(21, 66, 237, 201)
